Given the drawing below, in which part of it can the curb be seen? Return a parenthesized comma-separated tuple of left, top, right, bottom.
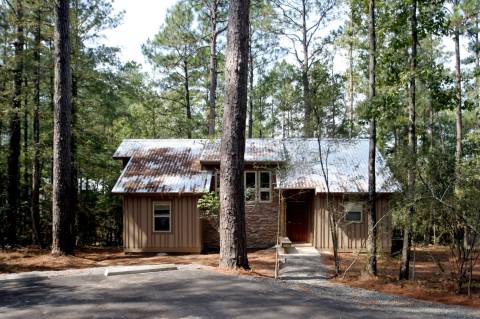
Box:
(104, 264, 178, 277)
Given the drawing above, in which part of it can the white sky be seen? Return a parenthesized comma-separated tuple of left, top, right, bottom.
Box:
(100, 0, 179, 67)
(100, 0, 464, 75)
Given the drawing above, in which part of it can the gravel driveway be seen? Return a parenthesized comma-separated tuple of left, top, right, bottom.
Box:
(0, 265, 479, 319)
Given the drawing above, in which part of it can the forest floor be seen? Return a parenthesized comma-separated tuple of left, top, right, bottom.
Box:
(324, 245, 480, 308)
(1, 245, 479, 308)
(0, 246, 276, 278)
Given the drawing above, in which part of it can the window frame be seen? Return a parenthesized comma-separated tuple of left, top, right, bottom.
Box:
(244, 171, 257, 202)
(215, 172, 220, 196)
(258, 171, 272, 203)
(152, 201, 172, 233)
(343, 202, 363, 223)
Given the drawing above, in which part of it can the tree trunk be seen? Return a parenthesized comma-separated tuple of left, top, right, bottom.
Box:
(400, 0, 417, 280)
(219, 0, 250, 270)
(366, 0, 377, 277)
(427, 91, 434, 150)
(207, 0, 219, 136)
(248, 25, 254, 139)
(71, 0, 79, 247)
(348, 5, 354, 137)
(52, 0, 74, 256)
(31, 8, 42, 247)
(301, 0, 311, 137)
(7, 0, 24, 246)
(71, 74, 78, 246)
(22, 76, 29, 232)
(454, 4, 462, 167)
(184, 59, 192, 139)
(475, 15, 479, 128)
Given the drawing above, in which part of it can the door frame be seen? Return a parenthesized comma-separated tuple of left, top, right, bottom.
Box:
(285, 200, 310, 244)
(282, 189, 315, 244)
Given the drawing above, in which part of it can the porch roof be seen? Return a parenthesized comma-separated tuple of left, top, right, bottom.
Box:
(279, 139, 398, 193)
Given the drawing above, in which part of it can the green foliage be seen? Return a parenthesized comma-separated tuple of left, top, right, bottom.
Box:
(197, 192, 220, 229)
(142, 1, 207, 138)
(0, 0, 478, 263)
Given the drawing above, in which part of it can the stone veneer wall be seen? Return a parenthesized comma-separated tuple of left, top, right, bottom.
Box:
(202, 190, 279, 250)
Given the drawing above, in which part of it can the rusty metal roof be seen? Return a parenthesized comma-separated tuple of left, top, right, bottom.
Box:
(199, 138, 286, 163)
(112, 139, 212, 194)
(112, 138, 398, 194)
(279, 139, 397, 193)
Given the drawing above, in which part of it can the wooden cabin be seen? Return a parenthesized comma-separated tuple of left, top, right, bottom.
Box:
(112, 139, 398, 253)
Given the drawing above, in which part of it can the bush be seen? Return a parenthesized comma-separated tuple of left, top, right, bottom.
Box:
(197, 192, 220, 230)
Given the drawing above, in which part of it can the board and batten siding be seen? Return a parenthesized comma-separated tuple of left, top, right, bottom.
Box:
(313, 194, 392, 252)
(123, 195, 202, 253)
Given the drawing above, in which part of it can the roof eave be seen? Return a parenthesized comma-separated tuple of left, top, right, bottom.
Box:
(200, 160, 287, 165)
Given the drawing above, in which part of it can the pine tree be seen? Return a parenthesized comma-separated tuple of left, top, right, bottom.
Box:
(219, 0, 250, 270)
(366, 0, 377, 277)
(52, 0, 74, 255)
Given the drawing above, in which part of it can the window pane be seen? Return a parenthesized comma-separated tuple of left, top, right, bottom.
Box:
(216, 173, 220, 189)
(154, 216, 170, 231)
(245, 188, 256, 201)
(154, 208, 170, 216)
(260, 191, 270, 201)
(245, 172, 256, 188)
(154, 204, 170, 215)
(260, 172, 270, 189)
(345, 211, 362, 222)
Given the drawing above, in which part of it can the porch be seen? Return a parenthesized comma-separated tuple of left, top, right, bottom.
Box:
(279, 189, 315, 245)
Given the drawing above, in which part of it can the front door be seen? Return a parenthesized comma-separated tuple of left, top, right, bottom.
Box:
(286, 201, 308, 243)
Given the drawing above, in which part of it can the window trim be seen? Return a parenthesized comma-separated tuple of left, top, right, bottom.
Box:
(215, 172, 220, 196)
(343, 202, 363, 223)
(258, 171, 272, 203)
(153, 201, 172, 233)
(244, 171, 257, 202)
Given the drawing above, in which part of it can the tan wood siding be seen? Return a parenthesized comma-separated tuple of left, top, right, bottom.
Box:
(313, 194, 392, 252)
(123, 195, 202, 253)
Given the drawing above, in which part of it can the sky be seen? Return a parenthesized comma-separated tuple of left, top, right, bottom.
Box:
(100, 0, 464, 75)
(100, 0, 179, 67)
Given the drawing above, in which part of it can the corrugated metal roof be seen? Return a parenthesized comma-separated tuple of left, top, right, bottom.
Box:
(279, 139, 398, 193)
(112, 138, 398, 194)
(200, 138, 286, 163)
(112, 139, 212, 194)
(113, 139, 208, 159)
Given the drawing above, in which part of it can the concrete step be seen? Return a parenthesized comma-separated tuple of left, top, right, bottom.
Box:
(284, 245, 320, 256)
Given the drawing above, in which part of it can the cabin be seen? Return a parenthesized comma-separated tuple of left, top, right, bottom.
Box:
(112, 138, 398, 254)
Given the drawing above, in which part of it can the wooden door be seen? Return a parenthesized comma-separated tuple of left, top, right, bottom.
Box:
(286, 201, 308, 243)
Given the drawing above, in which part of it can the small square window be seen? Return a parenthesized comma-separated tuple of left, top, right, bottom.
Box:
(245, 172, 256, 189)
(343, 202, 363, 223)
(259, 171, 271, 202)
(345, 211, 362, 222)
(260, 172, 271, 189)
(245, 188, 256, 201)
(260, 191, 271, 201)
(245, 171, 256, 202)
(153, 202, 171, 232)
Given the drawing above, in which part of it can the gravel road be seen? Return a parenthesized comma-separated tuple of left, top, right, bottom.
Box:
(0, 265, 478, 318)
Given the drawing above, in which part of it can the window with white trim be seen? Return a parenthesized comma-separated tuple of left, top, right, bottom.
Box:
(343, 202, 363, 223)
(243, 171, 272, 202)
(244, 171, 257, 202)
(153, 202, 171, 232)
(259, 171, 272, 202)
